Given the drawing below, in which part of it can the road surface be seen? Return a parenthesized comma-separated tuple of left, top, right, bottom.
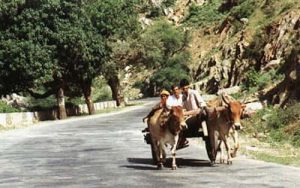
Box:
(0, 99, 300, 187)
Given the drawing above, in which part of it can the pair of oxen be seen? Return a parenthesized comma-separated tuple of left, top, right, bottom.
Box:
(146, 94, 245, 170)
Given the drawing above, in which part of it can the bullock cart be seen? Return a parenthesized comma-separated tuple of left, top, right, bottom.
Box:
(143, 112, 216, 165)
(143, 94, 245, 166)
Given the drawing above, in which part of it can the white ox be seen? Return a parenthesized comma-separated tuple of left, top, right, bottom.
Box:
(148, 106, 187, 170)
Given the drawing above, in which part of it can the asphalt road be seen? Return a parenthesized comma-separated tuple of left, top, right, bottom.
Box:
(0, 99, 300, 188)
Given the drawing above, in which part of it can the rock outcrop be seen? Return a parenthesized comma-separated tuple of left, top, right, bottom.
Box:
(190, 6, 300, 106)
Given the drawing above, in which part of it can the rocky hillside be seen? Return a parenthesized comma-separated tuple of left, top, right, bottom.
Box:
(148, 0, 299, 107)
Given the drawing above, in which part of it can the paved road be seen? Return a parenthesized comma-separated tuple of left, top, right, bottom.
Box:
(0, 100, 300, 188)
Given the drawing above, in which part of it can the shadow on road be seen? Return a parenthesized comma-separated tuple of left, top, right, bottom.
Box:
(121, 164, 157, 170)
(176, 158, 212, 167)
(127, 157, 154, 165)
(124, 157, 212, 170)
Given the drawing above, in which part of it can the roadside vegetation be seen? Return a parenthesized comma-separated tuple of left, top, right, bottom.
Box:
(237, 67, 300, 166)
(182, 0, 300, 166)
(243, 103, 300, 147)
(0, 101, 21, 113)
(184, 0, 226, 27)
(0, 0, 191, 115)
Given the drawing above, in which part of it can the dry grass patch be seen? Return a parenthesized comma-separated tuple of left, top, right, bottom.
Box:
(240, 134, 300, 167)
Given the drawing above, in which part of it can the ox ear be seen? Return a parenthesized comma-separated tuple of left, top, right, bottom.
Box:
(241, 103, 246, 109)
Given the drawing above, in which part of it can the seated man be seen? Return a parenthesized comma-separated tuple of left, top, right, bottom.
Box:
(166, 84, 189, 149)
(180, 79, 208, 137)
(166, 84, 183, 108)
(142, 90, 170, 132)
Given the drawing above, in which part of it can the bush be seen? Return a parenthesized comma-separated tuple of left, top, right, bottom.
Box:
(243, 102, 300, 147)
(162, 0, 176, 7)
(230, 0, 256, 19)
(140, 20, 191, 94)
(92, 77, 112, 102)
(268, 129, 286, 143)
(143, 0, 176, 18)
(185, 0, 226, 27)
(262, 0, 295, 17)
(27, 96, 56, 111)
(242, 68, 284, 93)
(243, 107, 271, 134)
(292, 128, 300, 147)
(0, 101, 21, 113)
(94, 87, 112, 102)
(147, 6, 162, 18)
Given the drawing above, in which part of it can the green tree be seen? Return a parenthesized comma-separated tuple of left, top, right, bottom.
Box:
(140, 20, 191, 95)
(51, 0, 107, 114)
(0, 0, 59, 113)
(0, 0, 108, 117)
(88, 0, 141, 106)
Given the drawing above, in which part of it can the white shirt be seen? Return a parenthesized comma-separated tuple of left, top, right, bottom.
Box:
(182, 89, 206, 111)
(166, 94, 183, 108)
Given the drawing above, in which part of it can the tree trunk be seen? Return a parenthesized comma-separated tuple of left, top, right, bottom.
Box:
(82, 82, 95, 115)
(56, 87, 67, 119)
(108, 75, 122, 106)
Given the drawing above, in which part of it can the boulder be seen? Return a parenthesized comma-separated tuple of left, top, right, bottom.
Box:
(217, 86, 241, 95)
(241, 101, 264, 118)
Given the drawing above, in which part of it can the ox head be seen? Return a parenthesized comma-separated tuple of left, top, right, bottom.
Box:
(168, 106, 187, 134)
(222, 94, 246, 130)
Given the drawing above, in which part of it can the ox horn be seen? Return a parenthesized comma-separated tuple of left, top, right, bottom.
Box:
(241, 96, 247, 104)
(221, 93, 232, 105)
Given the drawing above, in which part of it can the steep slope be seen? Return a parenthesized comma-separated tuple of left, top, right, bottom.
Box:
(182, 0, 300, 106)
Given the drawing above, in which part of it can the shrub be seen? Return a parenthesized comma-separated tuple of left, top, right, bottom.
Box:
(268, 129, 285, 143)
(292, 128, 300, 147)
(0, 101, 21, 113)
(92, 77, 112, 102)
(162, 0, 176, 7)
(243, 107, 271, 134)
(184, 0, 226, 27)
(147, 6, 162, 18)
(230, 0, 256, 19)
(242, 68, 284, 93)
(243, 102, 300, 147)
(93, 87, 112, 102)
(27, 95, 56, 111)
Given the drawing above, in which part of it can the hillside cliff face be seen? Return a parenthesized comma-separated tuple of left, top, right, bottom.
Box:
(180, 1, 300, 106)
(133, 0, 299, 105)
(259, 11, 300, 106)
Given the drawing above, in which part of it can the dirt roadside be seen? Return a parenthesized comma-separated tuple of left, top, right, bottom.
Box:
(239, 133, 300, 167)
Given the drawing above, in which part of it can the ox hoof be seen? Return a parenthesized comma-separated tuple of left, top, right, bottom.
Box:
(230, 152, 237, 158)
(220, 159, 225, 164)
(157, 164, 164, 170)
(227, 160, 233, 165)
(210, 161, 216, 167)
(172, 165, 177, 170)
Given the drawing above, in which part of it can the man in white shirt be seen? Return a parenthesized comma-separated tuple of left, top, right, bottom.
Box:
(180, 80, 207, 115)
(166, 85, 183, 108)
(166, 84, 189, 149)
(179, 79, 208, 136)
